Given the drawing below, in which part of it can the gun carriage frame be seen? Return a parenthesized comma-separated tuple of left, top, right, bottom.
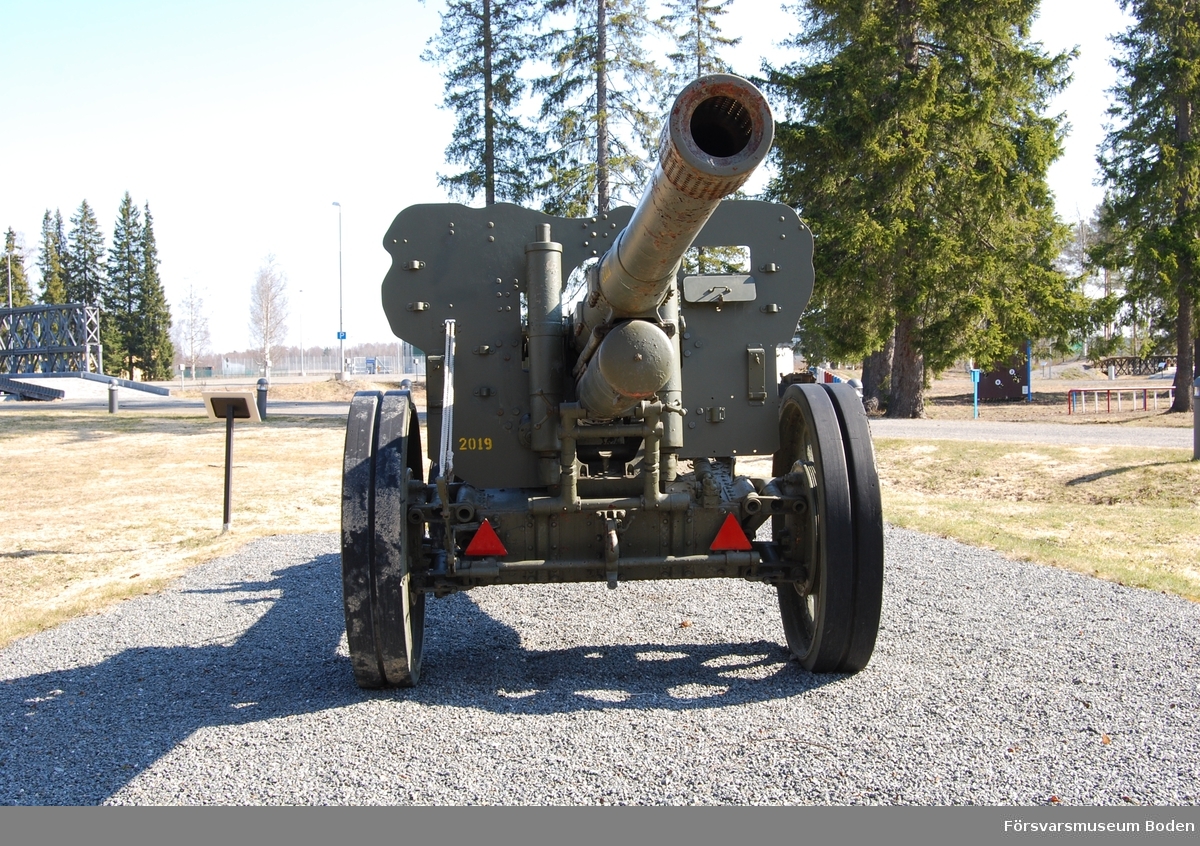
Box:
(340, 75, 884, 688)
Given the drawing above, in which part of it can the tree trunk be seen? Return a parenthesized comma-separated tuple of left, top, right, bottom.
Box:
(1172, 285, 1194, 412)
(1172, 92, 1194, 413)
(596, 0, 610, 214)
(860, 330, 894, 413)
(884, 0, 923, 421)
(887, 313, 925, 418)
(1132, 302, 1139, 357)
(483, 0, 495, 206)
(897, 0, 918, 71)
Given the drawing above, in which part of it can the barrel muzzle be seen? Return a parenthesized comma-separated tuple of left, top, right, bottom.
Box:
(596, 74, 774, 317)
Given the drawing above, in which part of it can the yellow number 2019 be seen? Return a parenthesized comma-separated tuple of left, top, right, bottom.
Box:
(458, 437, 494, 451)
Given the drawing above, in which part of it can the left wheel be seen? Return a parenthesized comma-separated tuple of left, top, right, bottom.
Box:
(341, 390, 426, 688)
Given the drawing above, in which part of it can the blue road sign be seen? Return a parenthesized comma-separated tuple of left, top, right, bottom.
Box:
(337, 331, 347, 340)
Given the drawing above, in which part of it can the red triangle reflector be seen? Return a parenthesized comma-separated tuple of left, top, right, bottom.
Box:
(464, 520, 507, 556)
(710, 513, 752, 552)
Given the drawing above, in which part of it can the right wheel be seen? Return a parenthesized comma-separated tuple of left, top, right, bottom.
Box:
(821, 382, 884, 672)
(773, 384, 859, 672)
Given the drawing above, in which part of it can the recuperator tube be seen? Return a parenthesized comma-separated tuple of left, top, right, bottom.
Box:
(526, 224, 564, 485)
(576, 320, 676, 418)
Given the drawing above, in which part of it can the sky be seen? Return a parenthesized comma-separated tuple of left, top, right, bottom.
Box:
(1, 0, 1131, 353)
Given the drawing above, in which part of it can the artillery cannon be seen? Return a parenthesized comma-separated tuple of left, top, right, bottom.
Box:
(340, 74, 883, 688)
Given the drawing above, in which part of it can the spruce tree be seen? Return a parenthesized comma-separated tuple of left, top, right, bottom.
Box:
(64, 200, 106, 307)
(535, 0, 664, 215)
(135, 205, 175, 380)
(38, 210, 68, 304)
(105, 193, 142, 378)
(660, 0, 740, 85)
(1097, 0, 1200, 412)
(766, 0, 1075, 417)
(3, 229, 33, 308)
(423, 0, 542, 206)
(660, 0, 743, 276)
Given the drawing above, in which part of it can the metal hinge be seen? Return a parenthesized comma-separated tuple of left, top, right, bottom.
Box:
(747, 346, 767, 404)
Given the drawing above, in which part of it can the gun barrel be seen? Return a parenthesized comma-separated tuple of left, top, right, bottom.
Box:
(597, 74, 774, 316)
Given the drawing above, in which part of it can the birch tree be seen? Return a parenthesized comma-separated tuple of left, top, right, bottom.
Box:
(174, 283, 212, 380)
(249, 256, 288, 379)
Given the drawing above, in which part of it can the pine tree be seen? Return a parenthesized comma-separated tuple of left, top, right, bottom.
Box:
(135, 205, 174, 380)
(535, 0, 664, 215)
(660, 0, 740, 85)
(37, 210, 68, 304)
(104, 193, 142, 378)
(64, 200, 106, 307)
(1097, 0, 1200, 412)
(423, 0, 542, 206)
(660, 0, 743, 275)
(3, 229, 33, 308)
(766, 0, 1076, 418)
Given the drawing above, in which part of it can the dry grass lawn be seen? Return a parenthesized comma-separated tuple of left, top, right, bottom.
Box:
(176, 378, 427, 405)
(1, 391, 1197, 650)
(0, 411, 345, 647)
(874, 439, 1200, 601)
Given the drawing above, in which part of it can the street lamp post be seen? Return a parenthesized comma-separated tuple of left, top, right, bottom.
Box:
(299, 288, 305, 377)
(333, 201, 345, 380)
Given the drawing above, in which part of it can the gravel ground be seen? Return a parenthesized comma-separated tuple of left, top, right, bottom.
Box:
(1, 528, 1197, 806)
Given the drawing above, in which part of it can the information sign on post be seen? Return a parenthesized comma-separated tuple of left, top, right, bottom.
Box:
(202, 391, 263, 533)
(337, 331, 347, 340)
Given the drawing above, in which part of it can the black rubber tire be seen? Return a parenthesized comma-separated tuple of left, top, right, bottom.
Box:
(773, 384, 856, 672)
(340, 390, 426, 688)
(820, 382, 884, 672)
(341, 391, 383, 687)
(372, 390, 426, 686)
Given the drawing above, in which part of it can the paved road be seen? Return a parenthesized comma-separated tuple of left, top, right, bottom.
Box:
(869, 417, 1194, 449)
(0, 377, 353, 418)
(3, 378, 1194, 449)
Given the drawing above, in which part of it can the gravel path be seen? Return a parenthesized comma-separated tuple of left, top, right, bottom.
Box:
(1, 529, 1196, 806)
